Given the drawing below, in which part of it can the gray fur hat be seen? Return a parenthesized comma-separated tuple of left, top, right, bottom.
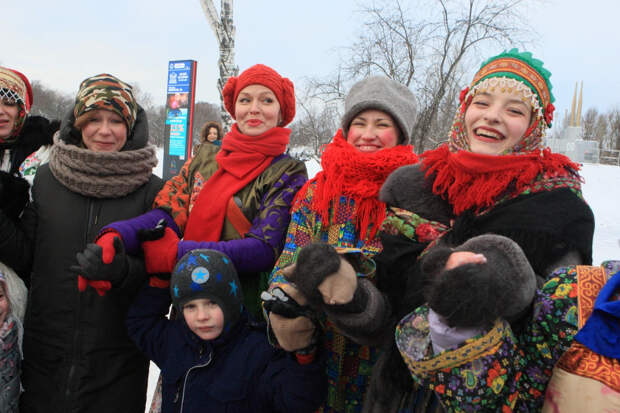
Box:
(341, 76, 417, 144)
(171, 249, 244, 330)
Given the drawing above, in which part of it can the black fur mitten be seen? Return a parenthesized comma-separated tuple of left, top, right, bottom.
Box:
(285, 243, 395, 346)
(379, 163, 453, 224)
(288, 242, 354, 308)
(422, 234, 537, 328)
(0, 171, 29, 221)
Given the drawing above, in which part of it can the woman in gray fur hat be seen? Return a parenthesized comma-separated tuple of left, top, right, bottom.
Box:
(265, 76, 419, 413)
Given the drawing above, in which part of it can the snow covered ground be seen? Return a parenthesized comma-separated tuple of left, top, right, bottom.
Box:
(581, 162, 620, 264)
(147, 151, 620, 408)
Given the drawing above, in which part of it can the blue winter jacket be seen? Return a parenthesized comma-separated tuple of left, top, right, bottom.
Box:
(127, 284, 327, 413)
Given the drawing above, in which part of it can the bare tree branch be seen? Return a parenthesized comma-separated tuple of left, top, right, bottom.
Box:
(295, 0, 538, 152)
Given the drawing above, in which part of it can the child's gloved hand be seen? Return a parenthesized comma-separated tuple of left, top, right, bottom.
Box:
(71, 233, 128, 296)
(138, 219, 179, 274)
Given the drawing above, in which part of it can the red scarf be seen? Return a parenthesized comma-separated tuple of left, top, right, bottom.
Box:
(294, 130, 418, 240)
(184, 124, 290, 241)
(421, 144, 581, 215)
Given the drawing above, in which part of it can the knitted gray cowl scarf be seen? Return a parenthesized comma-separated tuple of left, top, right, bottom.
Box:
(49, 134, 157, 198)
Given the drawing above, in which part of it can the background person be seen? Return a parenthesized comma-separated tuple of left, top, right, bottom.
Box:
(200, 120, 222, 145)
(192, 120, 222, 156)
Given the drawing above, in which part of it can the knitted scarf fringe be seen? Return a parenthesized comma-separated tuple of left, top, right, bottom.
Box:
(49, 134, 157, 198)
(422, 144, 581, 215)
(294, 130, 418, 240)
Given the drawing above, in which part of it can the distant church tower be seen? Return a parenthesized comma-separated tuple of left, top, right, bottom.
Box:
(564, 81, 584, 141)
(560, 81, 599, 163)
(569, 81, 583, 128)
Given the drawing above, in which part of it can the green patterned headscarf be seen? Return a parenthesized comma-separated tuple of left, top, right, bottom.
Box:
(449, 49, 555, 154)
(73, 74, 137, 132)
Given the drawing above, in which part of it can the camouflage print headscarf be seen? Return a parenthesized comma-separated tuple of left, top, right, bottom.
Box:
(73, 74, 137, 132)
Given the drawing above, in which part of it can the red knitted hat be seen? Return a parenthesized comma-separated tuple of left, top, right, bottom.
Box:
(222, 64, 295, 126)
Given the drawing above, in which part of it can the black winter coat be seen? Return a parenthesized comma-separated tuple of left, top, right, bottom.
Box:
(127, 285, 327, 413)
(0, 115, 56, 175)
(0, 107, 164, 413)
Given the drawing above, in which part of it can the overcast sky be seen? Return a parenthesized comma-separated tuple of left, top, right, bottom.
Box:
(4, 0, 619, 127)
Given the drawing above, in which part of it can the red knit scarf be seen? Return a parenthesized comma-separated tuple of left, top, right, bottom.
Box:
(184, 123, 290, 241)
(294, 130, 418, 240)
(421, 144, 582, 215)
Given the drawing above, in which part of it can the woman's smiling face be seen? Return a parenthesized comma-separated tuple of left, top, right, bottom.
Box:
(464, 89, 532, 155)
(0, 99, 19, 140)
(234, 84, 281, 136)
(80, 109, 128, 152)
(346, 109, 400, 153)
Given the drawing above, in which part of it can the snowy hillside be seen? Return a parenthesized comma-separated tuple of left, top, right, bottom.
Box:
(581, 163, 620, 264)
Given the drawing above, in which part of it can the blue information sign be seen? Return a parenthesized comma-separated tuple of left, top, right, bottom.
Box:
(163, 60, 197, 180)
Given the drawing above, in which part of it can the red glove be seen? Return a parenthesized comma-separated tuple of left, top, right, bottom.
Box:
(77, 231, 122, 295)
(141, 227, 179, 274)
(148, 275, 171, 289)
(97, 231, 120, 263)
(88, 280, 114, 296)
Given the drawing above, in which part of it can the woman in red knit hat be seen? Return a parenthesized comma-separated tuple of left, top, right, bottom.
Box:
(82, 64, 308, 319)
(71, 64, 313, 413)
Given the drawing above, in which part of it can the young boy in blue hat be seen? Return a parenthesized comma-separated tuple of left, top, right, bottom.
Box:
(127, 248, 326, 413)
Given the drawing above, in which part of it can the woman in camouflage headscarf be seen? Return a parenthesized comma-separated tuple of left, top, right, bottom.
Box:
(0, 73, 163, 413)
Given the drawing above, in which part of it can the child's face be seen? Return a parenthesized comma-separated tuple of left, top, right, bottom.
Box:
(182, 298, 225, 341)
(0, 284, 8, 325)
(464, 89, 532, 155)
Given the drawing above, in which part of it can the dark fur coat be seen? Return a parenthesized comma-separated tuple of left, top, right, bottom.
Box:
(0, 115, 58, 175)
(363, 163, 594, 413)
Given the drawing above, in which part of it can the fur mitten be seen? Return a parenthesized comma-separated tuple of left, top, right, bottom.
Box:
(0, 171, 29, 221)
(379, 163, 453, 224)
(422, 234, 537, 328)
(288, 243, 358, 309)
(286, 243, 394, 344)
